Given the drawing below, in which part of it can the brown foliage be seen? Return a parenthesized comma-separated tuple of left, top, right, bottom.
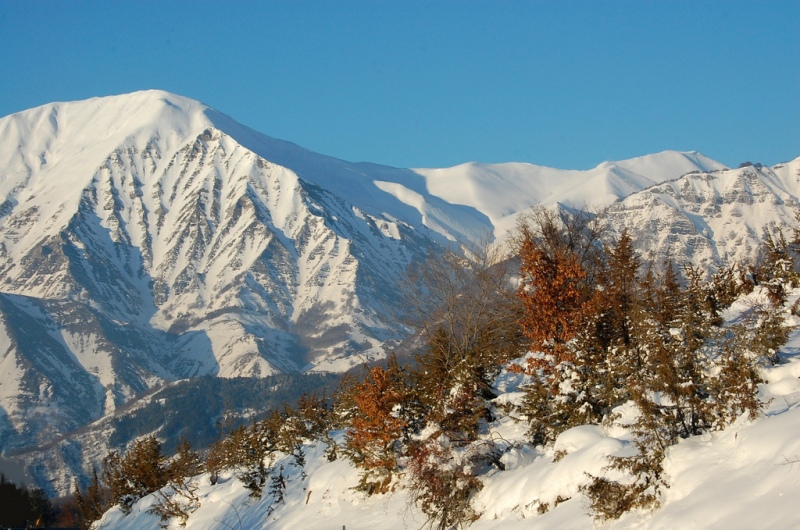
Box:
(518, 238, 594, 360)
(103, 435, 168, 514)
(515, 206, 602, 371)
(73, 467, 110, 529)
(345, 359, 409, 493)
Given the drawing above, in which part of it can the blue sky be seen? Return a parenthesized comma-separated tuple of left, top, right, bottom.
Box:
(0, 1, 797, 169)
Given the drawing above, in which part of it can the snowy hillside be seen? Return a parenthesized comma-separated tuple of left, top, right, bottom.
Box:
(96, 292, 800, 530)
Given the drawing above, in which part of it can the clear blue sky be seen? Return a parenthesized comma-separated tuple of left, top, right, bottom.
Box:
(1, 1, 797, 169)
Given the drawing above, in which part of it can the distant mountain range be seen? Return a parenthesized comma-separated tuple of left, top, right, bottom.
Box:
(0, 90, 796, 494)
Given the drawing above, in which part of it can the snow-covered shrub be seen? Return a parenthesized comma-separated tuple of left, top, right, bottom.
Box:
(407, 434, 483, 530)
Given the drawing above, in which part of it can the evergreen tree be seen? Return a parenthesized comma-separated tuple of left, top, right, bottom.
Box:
(267, 465, 286, 515)
(585, 259, 772, 520)
(295, 390, 332, 439)
(169, 438, 203, 482)
(293, 444, 307, 480)
(103, 435, 169, 514)
(710, 264, 744, 310)
(330, 371, 361, 430)
(756, 226, 796, 303)
(236, 421, 274, 498)
(74, 467, 109, 529)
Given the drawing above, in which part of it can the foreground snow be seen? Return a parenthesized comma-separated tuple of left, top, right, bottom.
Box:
(97, 321, 800, 530)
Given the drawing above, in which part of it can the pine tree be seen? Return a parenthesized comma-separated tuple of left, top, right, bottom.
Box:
(330, 371, 361, 430)
(710, 264, 744, 310)
(169, 438, 202, 482)
(267, 465, 286, 515)
(585, 260, 767, 520)
(295, 390, 331, 439)
(755, 226, 798, 304)
(574, 229, 644, 420)
(709, 329, 763, 426)
(103, 435, 168, 514)
(293, 444, 307, 480)
(237, 421, 275, 498)
(148, 437, 204, 525)
(74, 467, 108, 529)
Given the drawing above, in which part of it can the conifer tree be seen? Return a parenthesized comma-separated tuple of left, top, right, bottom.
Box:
(236, 421, 274, 498)
(756, 227, 796, 303)
(710, 264, 744, 310)
(585, 258, 774, 520)
(577, 229, 644, 413)
(267, 465, 286, 515)
(295, 390, 331, 439)
(709, 330, 763, 426)
(293, 444, 307, 480)
(330, 371, 361, 430)
(74, 467, 109, 529)
(148, 437, 204, 525)
(169, 438, 203, 482)
(103, 435, 168, 514)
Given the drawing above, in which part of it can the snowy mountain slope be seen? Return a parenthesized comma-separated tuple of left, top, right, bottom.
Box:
(604, 157, 800, 271)
(0, 91, 447, 454)
(413, 150, 726, 238)
(0, 292, 187, 451)
(94, 301, 800, 530)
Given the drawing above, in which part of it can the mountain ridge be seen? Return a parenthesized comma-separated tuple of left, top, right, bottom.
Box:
(0, 90, 795, 496)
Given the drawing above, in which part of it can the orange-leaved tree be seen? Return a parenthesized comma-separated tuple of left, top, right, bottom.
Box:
(513, 207, 604, 444)
(518, 238, 594, 362)
(515, 207, 601, 370)
(345, 356, 410, 494)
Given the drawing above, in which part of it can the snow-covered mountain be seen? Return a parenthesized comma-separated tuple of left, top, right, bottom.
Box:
(0, 91, 448, 453)
(0, 90, 794, 498)
(605, 158, 800, 272)
(415, 150, 725, 238)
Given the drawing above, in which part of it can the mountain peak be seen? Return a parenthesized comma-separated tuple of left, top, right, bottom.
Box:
(0, 90, 216, 179)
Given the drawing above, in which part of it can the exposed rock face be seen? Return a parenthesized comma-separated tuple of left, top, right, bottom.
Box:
(604, 159, 800, 272)
(0, 92, 444, 455)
